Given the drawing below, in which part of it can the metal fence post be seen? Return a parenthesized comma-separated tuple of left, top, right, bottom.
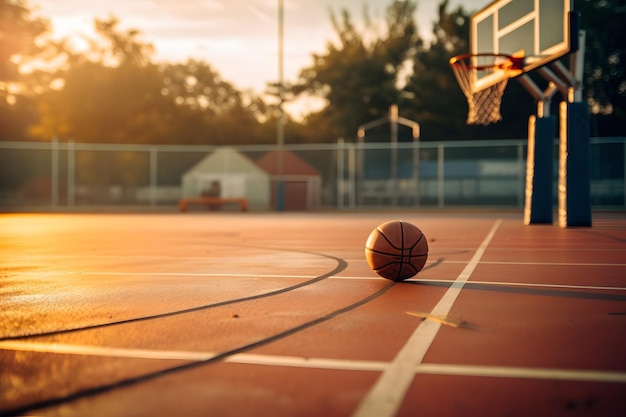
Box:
(438, 144, 445, 209)
(67, 140, 75, 207)
(150, 147, 157, 207)
(337, 138, 344, 209)
(51, 137, 59, 208)
(348, 142, 356, 209)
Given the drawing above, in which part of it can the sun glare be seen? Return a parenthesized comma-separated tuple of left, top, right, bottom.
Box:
(47, 16, 95, 52)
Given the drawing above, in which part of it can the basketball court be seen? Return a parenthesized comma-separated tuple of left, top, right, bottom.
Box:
(1, 211, 625, 416)
(2, 1, 623, 415)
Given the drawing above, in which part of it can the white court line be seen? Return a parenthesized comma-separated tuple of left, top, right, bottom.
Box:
(17, 256, 625, 279)
(408, 279, 626, 292)
(415, 363, 626, 383)
(444, 260, 626, 266)
(352, 219, 503, 417)
(0, 340, 389, 371)
(235, 356, 626, 383)
(13, 272, 626, 291)
(228, 353, 388, 372)
(15, 257, 624, 280)
(21, 271, 325, 279)
(443, 260, 626, 267)
(2, 341, 625, 384)
(0, 340, 218, 361)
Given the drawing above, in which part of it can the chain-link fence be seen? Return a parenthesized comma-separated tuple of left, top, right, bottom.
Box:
(1, 138, 624, 211)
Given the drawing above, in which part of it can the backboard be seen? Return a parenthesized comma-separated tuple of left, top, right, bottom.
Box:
(471, 0, 577, 91)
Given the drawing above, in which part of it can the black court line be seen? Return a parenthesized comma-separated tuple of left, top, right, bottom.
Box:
(1, 235, 450, 415)
(0, 247, 347, 341)
(0, 280, 397, 417)
(1, 251, 447, 415)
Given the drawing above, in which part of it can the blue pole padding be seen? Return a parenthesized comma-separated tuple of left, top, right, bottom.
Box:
(558, 101, 592, 227)
(524, 115, 556, 225)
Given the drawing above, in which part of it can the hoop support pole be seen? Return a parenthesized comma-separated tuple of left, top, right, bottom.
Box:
(524, 115, 556, 225)
(516, 75, 557, 118)
(538, 66, 571, 99)
(569, 30, 586, 102)
(519, 73, 559, 226)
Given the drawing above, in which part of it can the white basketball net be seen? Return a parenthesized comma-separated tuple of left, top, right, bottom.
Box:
(465, 80, 509, 125)
(450, 54, 512, 126)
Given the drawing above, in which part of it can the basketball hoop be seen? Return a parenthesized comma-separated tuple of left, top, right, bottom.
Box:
(449, 53, 524, 125)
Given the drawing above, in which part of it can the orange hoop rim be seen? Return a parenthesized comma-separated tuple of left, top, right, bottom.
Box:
(449, 53, 525, 72)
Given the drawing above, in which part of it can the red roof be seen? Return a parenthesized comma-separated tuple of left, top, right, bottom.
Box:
(255, 150, 320, 176)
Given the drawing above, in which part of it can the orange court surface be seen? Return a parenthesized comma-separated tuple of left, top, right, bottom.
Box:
(1, 211, 625, 417)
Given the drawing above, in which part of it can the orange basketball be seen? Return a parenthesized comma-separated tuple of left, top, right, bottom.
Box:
(365, 220, 429, 281)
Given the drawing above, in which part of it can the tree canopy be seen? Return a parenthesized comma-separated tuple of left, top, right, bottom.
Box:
(575, 0, 626, 134)
(295, 0, 625, 140)
(1, 0, 624, 144)
(294, 0, 422, 140)
(0, 0, 53, 138)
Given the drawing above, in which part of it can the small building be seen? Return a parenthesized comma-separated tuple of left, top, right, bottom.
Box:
(255, 150, 322, 210)
(181, 147, 270, 210)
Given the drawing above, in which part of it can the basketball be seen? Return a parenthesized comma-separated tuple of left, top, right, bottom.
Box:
(365, 220, 429, 281)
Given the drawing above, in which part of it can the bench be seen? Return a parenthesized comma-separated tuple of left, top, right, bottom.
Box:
(179, 197, 248, 212)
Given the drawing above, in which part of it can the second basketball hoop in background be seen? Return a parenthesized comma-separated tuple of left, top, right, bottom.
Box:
(365, 220, 429, 281)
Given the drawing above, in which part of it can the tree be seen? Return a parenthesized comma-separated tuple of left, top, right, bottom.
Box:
(575, 0, 626, 135)
(402, 0, 469, 140)
(0, 0, 51, 86)
(0, 0, 56, 139)
(27, 15, 278, 145)
(423, 0, 626, 138)
(29, 17, 172, 143)
(159, 60, 271, 145)
(295, 0, 422, 141)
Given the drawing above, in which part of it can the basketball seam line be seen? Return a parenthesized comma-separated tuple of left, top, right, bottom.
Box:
(368, 222, 428, 281)
(364, 247, 428, 257)
(397, 222, 405, 281)
(375, 224, 424, 252)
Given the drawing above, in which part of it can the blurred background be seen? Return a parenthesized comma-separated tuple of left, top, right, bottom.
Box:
(1, 0, 624, 211)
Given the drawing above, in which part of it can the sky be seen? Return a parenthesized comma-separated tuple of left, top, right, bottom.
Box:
(30, 0, 487, 116)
